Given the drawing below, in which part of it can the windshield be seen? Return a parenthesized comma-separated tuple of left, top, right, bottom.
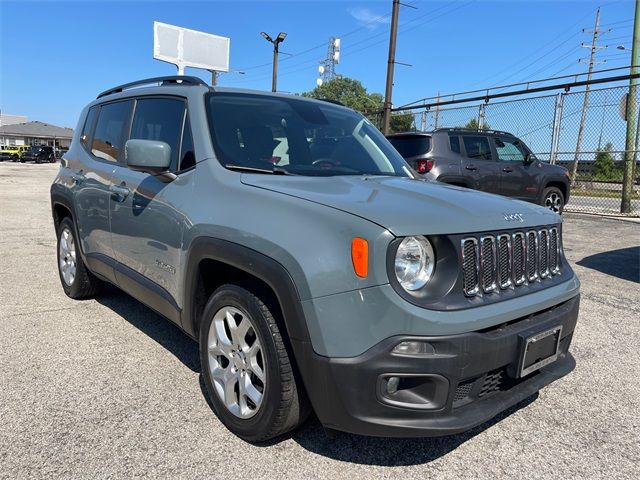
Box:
(206, 93, 412, 177)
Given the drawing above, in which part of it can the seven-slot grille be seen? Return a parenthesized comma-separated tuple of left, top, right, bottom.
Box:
(461, 227, 560, 297)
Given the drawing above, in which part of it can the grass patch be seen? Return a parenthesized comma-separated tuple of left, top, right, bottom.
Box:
(571, 189, 640, 200)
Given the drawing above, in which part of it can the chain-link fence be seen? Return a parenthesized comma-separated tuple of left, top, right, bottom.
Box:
(392, 83, 640, 216)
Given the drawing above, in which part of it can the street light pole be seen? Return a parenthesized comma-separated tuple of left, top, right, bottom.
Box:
(261, 31, 287, 92)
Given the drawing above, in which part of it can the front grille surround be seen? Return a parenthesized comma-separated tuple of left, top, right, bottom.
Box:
(461, 225, 562, 298)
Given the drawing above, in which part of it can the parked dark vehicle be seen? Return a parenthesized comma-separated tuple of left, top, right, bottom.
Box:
(21, 145, 56, 164)
(387, 129, 571, 213)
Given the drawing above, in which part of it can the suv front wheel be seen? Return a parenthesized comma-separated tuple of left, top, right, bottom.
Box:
(541, 186, 565, 214)
(199, 284, 309, 442)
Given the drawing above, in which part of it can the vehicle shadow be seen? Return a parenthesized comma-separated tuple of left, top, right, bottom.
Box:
(280, 394, 538, 466)
(95, 284, 201, 373)
(576, 246, 640, 283)
(97, 284, 539, 465)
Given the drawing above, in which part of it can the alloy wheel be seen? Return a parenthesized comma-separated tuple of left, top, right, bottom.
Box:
(545, 192, 562, 213)
(207, 306, 266, 419)
(59, 227, 77, 286)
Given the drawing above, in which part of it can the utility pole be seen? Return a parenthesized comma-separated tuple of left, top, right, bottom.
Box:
(434, 92, 441, 129)
(622, 0, 640, 213)
(382, 0, 401, 134)
(210, 71, 218, 86)
(570, 8, 606, 185)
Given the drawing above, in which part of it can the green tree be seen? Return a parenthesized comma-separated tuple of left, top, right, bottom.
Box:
(301, 77, 383, 123)
(593, 143, 616, 180)
(390, 111, 415, 133)
(462, 118, 491, 130)
(301, 77, 415, 132)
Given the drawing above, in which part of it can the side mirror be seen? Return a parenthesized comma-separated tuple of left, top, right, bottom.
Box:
(125, 139, 171, 173)
(524, 153, 535, 165)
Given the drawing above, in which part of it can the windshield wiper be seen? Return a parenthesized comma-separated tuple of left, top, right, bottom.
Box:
(225, 164, 292, 175)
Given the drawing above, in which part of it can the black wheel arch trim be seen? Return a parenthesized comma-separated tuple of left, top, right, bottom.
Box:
(183, 237, 312, 345)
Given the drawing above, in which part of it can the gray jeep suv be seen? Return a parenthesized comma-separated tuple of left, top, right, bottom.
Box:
(387, 129, 571, 213)
(51, 77, 580, 441)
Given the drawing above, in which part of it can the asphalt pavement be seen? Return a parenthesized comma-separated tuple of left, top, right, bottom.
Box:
(1, 162, 638, 479)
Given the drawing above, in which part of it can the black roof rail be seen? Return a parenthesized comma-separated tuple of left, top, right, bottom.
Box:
(433, 127, 514, 136)
(317, 98, 346, 107)
(96, 76, 208, 99)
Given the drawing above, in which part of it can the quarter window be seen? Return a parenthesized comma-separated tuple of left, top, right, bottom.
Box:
(179, 115, 196, 170)
(130, 98, 185, 169)
(449, 135, 461, 154)
(81, 107, 98, 148)
(91, 101, 132, 162)
(494, 137, 527, 162)
(462, 136, 493, 160)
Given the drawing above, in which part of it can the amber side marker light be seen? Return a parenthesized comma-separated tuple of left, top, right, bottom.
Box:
(351, 237, 369, 278)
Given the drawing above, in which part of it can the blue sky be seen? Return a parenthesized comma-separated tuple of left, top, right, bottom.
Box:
(0, 0, 635, 128)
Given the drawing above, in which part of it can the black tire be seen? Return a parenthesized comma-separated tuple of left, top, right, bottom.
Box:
(199, 284, 309, 442)
(541, 186, 565, 214)
(50, 155, 56, 163)
(56, 217, 102, 299)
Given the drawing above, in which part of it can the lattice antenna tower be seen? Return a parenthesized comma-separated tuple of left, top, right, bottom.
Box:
(317, 37, 341, 86)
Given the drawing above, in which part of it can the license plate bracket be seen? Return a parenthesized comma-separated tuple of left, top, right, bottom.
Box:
(518, 325, 562, 378)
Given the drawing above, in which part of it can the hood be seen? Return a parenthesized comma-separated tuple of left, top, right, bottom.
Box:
(241, 175, 559, 236)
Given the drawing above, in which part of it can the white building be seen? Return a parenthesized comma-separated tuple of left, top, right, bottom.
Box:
(0, 121, 74, 149)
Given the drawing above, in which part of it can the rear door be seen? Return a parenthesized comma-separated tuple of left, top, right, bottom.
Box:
(73, 101, 131, 279)
(493, 136, 540, 200)
(460, 134, 502, 194)
(109, 96, 194, 316)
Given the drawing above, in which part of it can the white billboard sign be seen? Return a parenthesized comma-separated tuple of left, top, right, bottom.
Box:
(153, 21, 230, 75)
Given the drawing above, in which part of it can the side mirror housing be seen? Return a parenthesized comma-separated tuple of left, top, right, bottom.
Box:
(125, 139, 171, 173)
(524, 153, 535, 165)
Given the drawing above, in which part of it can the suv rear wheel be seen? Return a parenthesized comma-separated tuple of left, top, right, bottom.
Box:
(56, 217, 102, 298)
(199, 284, 309, 442)
(541, 186, 565, 214)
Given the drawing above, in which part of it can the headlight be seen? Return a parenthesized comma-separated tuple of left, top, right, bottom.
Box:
(394, 236, 435, 291)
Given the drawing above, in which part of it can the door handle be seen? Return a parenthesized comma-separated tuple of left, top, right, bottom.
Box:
(502, 167, 514, 173)
(465, 164, 478, 171)
(109, 184, 130, 202)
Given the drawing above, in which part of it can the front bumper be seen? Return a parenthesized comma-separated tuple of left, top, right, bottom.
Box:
(295, 294, 579, 437)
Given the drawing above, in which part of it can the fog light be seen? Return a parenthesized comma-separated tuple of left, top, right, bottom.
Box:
(392, 341, 435, 355)
(387, 376, 400, 395)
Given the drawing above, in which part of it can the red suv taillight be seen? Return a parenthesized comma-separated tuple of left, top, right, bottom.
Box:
(416, 159, 434, 174)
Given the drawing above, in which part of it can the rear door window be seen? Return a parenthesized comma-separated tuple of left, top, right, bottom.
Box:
(130, 97, 185, 170)
(387, 136, 431, 158)
(494, 136, 527, 162)
(91, 101, 132, 162)
(462, 135, 493, 160)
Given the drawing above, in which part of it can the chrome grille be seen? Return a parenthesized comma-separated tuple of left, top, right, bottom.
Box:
(480, 236, 497, 293)
(461, 226, 561, 297)
(497, 234, 512, 289)
(526, 231, 538, 282)
(462, 238, 479, 296)
(539, 229, 549, 278)
(512, 232, 526, 286)
(549, 227, 560, 274)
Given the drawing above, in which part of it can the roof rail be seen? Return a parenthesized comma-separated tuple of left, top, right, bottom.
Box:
(96, 76, 208, 99)
(317, 98, 346, 107)
(433, 127, 514, 136)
